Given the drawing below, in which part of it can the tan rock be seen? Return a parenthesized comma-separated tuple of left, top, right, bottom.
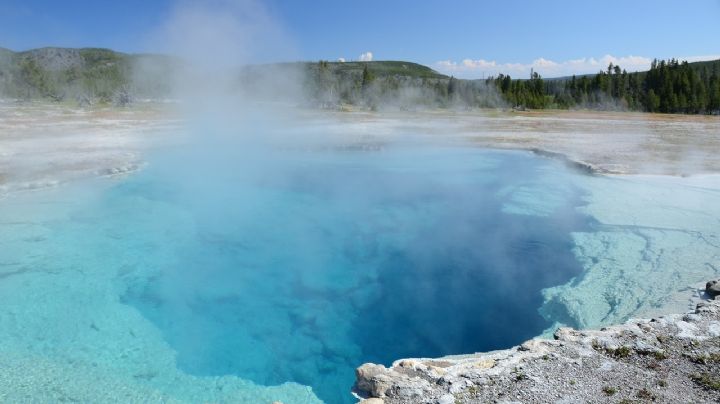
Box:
(473, 358, 496, 369)
(355, 363, 392, 398)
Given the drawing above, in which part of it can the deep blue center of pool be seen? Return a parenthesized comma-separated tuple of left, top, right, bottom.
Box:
(115, 146, 590, 403)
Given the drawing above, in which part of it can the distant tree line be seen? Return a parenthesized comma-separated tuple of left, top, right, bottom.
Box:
(487, 59, 720, 114)
(3, 47, 719, 114)
(306, 58, 720, 114)
(305, 61, 505, 110)
(490, 69, 551, 109)
(0, 48, 175, 104)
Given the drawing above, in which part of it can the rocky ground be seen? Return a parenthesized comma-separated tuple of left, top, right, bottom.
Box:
(354, 282, 720, 403)
(298, 108, 720, 175)
(2, 103, 719, 195)
(0, 102, 179, 195)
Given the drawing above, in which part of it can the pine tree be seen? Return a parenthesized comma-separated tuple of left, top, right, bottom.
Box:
(361, 64, 374, 90)
(709, 74, 720, 113)
(447, 76, 457, 98)
(647, 89, 660, 112)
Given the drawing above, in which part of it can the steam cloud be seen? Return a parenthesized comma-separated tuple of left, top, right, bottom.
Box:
(122, 3, 579, 404)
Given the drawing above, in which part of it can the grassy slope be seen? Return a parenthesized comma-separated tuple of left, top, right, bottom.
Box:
(0, 47, 176, 101)
(324, 60, 447, 79)
(1, 46, 717, 108)
(0, 47, 449, 102)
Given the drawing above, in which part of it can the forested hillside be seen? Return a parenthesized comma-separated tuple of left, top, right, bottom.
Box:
(490, 59, 720, 114)
(299, 60, 504, 109)
(0, 47, 176, 103)
(1, 47, 718, 114)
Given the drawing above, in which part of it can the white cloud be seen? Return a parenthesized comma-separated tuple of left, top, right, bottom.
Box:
(433, 54, 719, 79)
(359, 51, 373, 62)
(337, 57, 346, 63)
(682, 54, 720, 63)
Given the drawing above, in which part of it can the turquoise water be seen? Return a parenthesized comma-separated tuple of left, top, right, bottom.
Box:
(120, 145, 590, 402)
(0, 144, 593, 403)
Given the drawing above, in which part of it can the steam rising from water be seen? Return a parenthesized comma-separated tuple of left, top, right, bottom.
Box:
(150, 0, 295, 69)
(110, 2, 720, 403)
(142, 0, 301, 109)
(116, 3, 593, 403)
(0, 2, 719, 404)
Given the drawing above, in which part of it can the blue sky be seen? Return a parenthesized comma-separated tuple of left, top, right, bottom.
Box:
(1, 0, 719, 78)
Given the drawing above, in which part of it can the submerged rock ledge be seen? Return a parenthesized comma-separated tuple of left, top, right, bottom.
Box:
(528, 148, 619, 175)
(354, 285, 720, 403)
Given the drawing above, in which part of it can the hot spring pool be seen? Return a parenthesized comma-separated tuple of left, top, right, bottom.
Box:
(119, 147, 590, 403)
(1, 144, 719, 403)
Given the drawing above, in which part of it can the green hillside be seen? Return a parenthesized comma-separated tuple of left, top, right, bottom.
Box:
(0, 47, 450, 106)
(503, 58, 720, 113)
(1, 46, 718, 114)
(313, 60, 446, 79)
(0, 47, 176, 103)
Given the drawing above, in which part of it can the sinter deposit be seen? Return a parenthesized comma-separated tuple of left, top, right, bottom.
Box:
(354, 282, 720, 403)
